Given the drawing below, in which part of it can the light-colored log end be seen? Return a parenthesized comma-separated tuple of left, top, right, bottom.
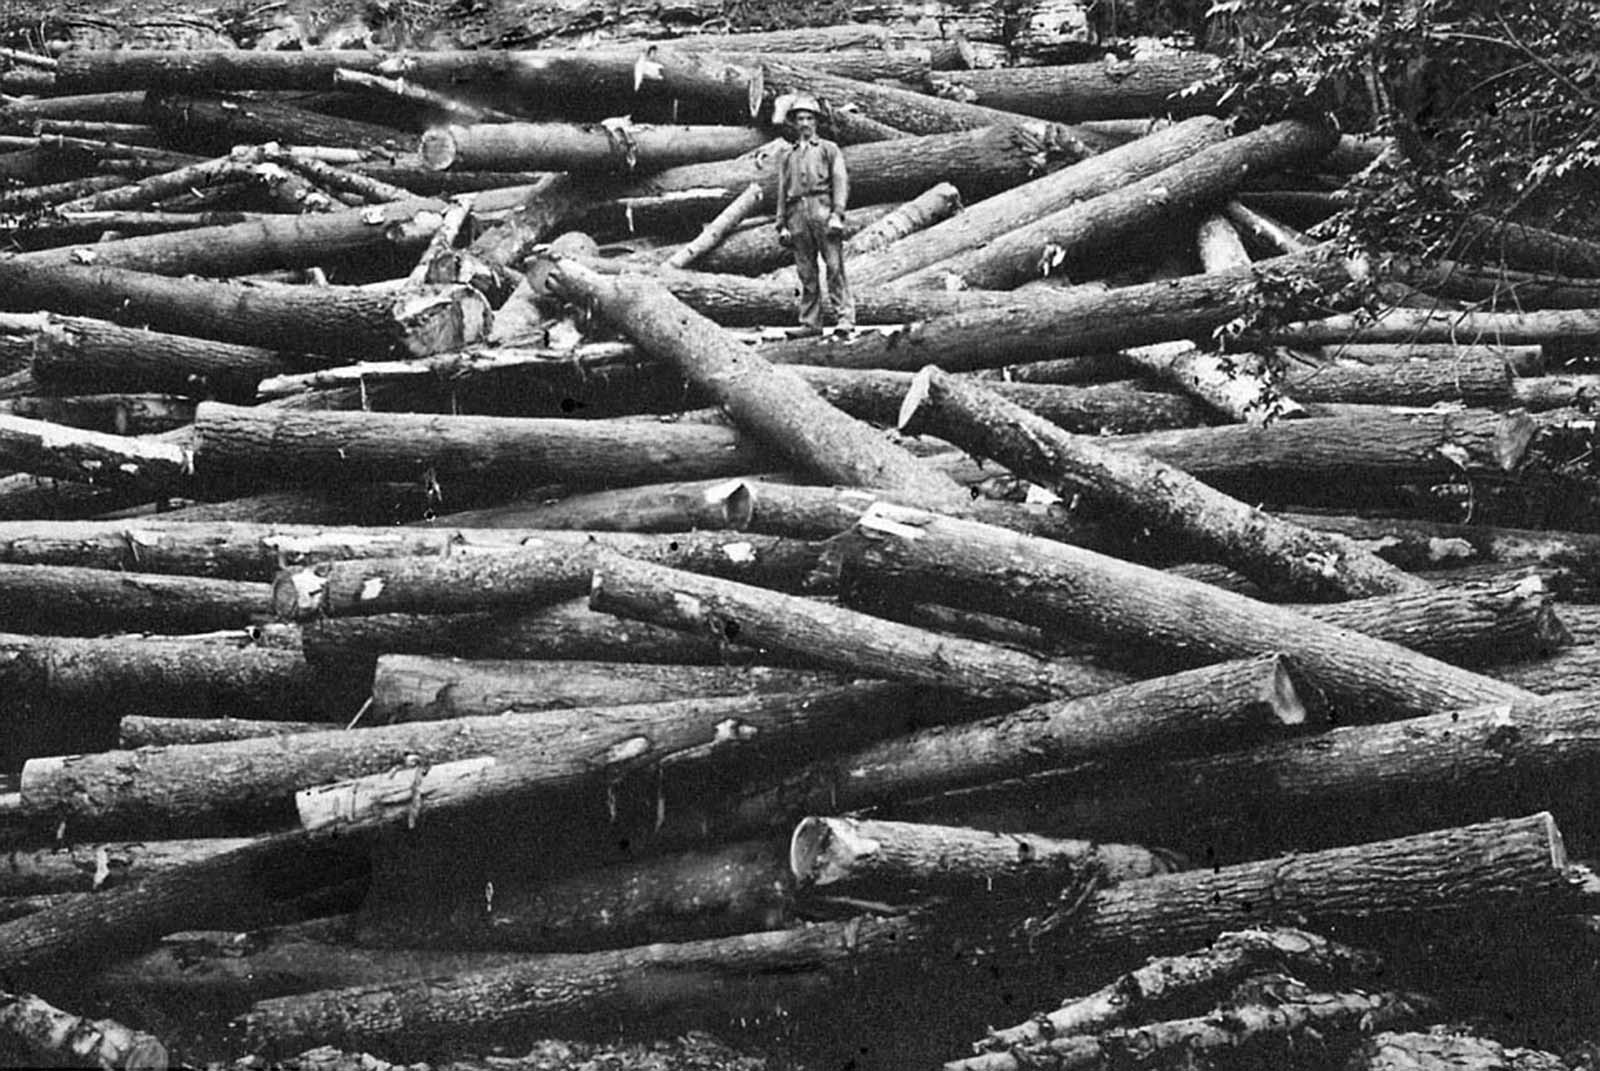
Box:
(417, 126, 460, 171)
(1263, 654, 1310, 727)
(896, 365, 937, 433)
(790, 815, 877, 887)
(271, 568, 328, 622)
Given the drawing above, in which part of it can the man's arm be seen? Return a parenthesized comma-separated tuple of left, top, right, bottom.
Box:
(774, 147, 792, 232)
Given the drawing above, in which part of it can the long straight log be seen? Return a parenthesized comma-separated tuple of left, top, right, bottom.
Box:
(1266, 307, 1600, 349)
(837, 506, 1531, 721)
(190, 402, 775, 492)
(0, 563, 267, 636)
(371, 656, 855, 721)
(894, 120, 1339, 291)
(589, 553, 1131, 703)
(1283, 351, 1513, 406)
(664, 181, 765, 269)
(547, 258, 965, 505)
(420, 122, 770, 173)
(927, 54, 1224, 123)
(899, 368, 1423, 600)
(0, 837, 255, 896)
(145, 94, 409, 155)
(119, 716, 332, 748)
(847, 115, 1230, 287)
(0, 394, 196, 437)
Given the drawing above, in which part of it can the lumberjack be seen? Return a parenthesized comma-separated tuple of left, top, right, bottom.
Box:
(774, 93, 856, 338)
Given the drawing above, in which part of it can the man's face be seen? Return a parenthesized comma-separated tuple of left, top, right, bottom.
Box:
(792, 111, 818, 139)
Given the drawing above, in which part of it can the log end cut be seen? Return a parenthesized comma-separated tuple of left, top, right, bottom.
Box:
(790, 814, 868, 888)
(418, 126, 461, 171)
(271, 567, 328, 622)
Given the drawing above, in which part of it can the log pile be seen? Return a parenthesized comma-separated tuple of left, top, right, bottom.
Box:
(3, 5, 1600, 1070)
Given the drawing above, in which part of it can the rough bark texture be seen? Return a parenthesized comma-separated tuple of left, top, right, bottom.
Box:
(0, 562, 268, 636)
(0, 412, 193, 495)
(0, 989, 168, 1071)
(0, 837, 255, 896)
(118, 716, 332, 749)
(927, 54, 1224, 122)
(421, 122, 771, 173)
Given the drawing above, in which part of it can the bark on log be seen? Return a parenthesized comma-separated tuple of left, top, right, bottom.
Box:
(690, 203, 899, 275)
(119, 716, 331, 749)
(144, 93, 409, 155)
(664, 181, 765, 269)
(893, 119, 1339, 291)
(546, 258, 965, 505)
(1350, 1030, 1571, 1071)
(1118, 340, 1302, 424)
(837, 506, 1531, 721)
(899, 367, 1423, 600)
(421, 121, 771, 173)
(0, 837, 254, 896)
(846, 115, 1229, 287)
(1297, 340, 1548, 373)
(701, 655, 1305, 840)
(1283, 351, 1513, 406)
(0, 989, 167, 1071)
(1265, 307, 1600, 350)
(1450, 214, 1600, 279)
(1488, 643, 1600, 695)
(589, 553, 1131, 704)
(1397, 258, 1600, 311)
(0, 259, 489, 362)
(190, 401, 775, 493)
(0, 413, 193, 496)
(927, 54, 1224, 123)
(0, 563, 268, 636)
(839, 183, 962, 261)
(916, 690, 1600, 861)
(0, 394, 196, 437)
(12, 312, 318, 403)
(26, 682, 978, 837)
(790, 816, 1174, 895)
(371, 656, 856, 722)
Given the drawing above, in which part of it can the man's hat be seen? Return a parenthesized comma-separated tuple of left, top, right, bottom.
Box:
(774, 92, 822, 124)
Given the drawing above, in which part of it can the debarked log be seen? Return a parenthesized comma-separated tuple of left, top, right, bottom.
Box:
(837, 506, 1531, 721)
(899, 367, 1423, 600)
(589, 553, 1132, 704)
(420, 121, 771, 173)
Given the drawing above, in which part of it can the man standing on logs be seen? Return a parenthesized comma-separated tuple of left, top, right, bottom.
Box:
(775, 94, 855, 338)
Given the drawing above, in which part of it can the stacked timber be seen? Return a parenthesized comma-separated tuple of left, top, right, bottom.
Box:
(1, 7, 1600, 1071)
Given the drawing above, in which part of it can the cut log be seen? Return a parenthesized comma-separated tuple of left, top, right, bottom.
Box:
(0, 413, 193, 496)
(546, 258, 966, 506)
(119, 716, 331, 749)
(1118, 340, 1303, 424)
(420, 121, 771, 173)
(1283, 351, 1513, 406)
(790, 816, 1174, 895)
(1196, 211, 1253, 271)
(926, 54, 1224, 123)
(26, 681, 984, 837)
(0, 837, 254, 896)
(846, 115, 1230, 287)
(370, 655, 856, 721)
(144, 93, 409, 155)
(898, 367, 1423, 600)
(0, 394, 196, 437)
(838, 506, 1531, 721)
(1488, 643, 1600, 694)
(1265, 307, 1600, 350)
(0, 563, 267, 636)
(663, 181, 765, 269)
(893, 119, 1339, 290)
(0, 260, 489, 361)
(839, 182, 962, 261)
(1450, 213, 1600, 278)
(691, 202, 900, 275)
(589, 553, 1131, 705)
(0, 989, 167, 1071)
(334, 66, 521, 125)
(190, 402, 774, 493)
(715, 655, 1304, 840)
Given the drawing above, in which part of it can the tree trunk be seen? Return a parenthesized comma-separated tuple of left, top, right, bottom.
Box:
(0, 412, 192, 496)
(899, 367, 1425, 600)
(144, 93, 411, 155)
(894, 119, 1339, 290)
(25, 681, 984, 838)
(927, 54, 1224, 123)
(119, 716, 331, 749)
(1283, 351, 1513, 406)
(421, 121, 771, 173)
(370, 656, 857, 722)
(1488, 643, 1600, 695)
(0, 562, 267, 636)
(713, 655, 1305, 841)
(1117, 341, 1303, 424)
(847, 115, 1229, 287)
(13, 312, 320, 403)
(0, 259, 489, 361)
(837, 506, 1531, 722)
(790, 816, 1173, 896)
(0, 837, 255, 896)
(590, 552, 1132, 704)
(0, 989, 168, 1071)
(190, 401, 775, 493)
(1450, 213, 1600, 278)
(1300, 341, 1546, 374)
(838, 182, 962, 260)
(664, 181, 766, 268)
(691, 203, 899, 275)
(1266, 307, 1600, 350)
(0, 394, 195, 437)
(546, 259, 966, 506)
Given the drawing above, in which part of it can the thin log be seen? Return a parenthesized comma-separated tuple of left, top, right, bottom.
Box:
(790, 816, 1174, 895)
(1118, 340, 1303, 424)
(420, 121, 771, 173)
(926, 54, 1224, 123)
(0, 837, 255, 896)
(839, 505, 1531, 721)
(144, 93, 408, 155)
(894, 119, 1339, 290)
(0, 563, 267, 636)
(0, 990, 167, 1071)
(664, 181, 764, 268)
(371, 656, 855, 721)
(899, 367, 1423, 599)
(1266, 307, 1600, 349)
(589, 552, 1130, 703)
(119, 716, 331, 749)
(546, 258, 965, 505)
(0, 413, 192, 495)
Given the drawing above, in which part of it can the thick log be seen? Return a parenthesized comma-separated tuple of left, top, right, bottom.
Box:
(664, 181, 765, 269)
(927, 54, 1224, 122)
(190, 401, 774, 492)
(790, 816, 1174, 895)
(0, 394, 196, 437)
(546, 258, 965, 505)
(1488, 643, 1600, 694)
(1117, 341, 1302, 424)
(0, 990, 167, 1071)
(1283, 351, 1513, 406)
(590, 553, 1131, 704)
(899, 367, 1423, 599)
(838, 506, 1531, 721)
(371, 656, 855, 721)
(894, 120, 1339, 290)
(1450, 214, 1600, 279)
(847, 115, 1229, 287)
(716, 656, 1304, 841)
(839, 183, 962, 261)
(144, 93, 409, 155)
(420, 121, 770, 173)
(0, 563, 267, 636)
(0, 260, 489, 362)
(0, 413, 192, 496)
(0, 837, 254, 896)
(25, 682, 980, 837)
(1266, 307, 1600, 350)
(12, 312, 317, 403)
(119, 716, 331, 749)
(1397, 258, 1600, 311)
(55, 50, 389, 94)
